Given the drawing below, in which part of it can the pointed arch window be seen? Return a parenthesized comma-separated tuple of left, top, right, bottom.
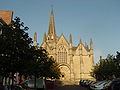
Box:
(57, 46, 67, 63)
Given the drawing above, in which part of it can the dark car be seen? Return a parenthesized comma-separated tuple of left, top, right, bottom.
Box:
(45, 80, 55, 89)
(103, 78, 120, 90)
(21, 78, 46, 90)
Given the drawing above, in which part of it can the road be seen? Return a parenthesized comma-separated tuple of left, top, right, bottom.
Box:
(52, 85, 89, 90)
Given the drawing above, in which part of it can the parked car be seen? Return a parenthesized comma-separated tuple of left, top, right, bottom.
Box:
(103, 78, 120, 90)
(79, 79, 96, 88)
(86, 81, 96, 88)
(45, 80, 55, 89)
(80, 80, 90, 86)
(4, 85, 24, 90)
(21, 78, 46, 90)
(90, 80, 110, 90)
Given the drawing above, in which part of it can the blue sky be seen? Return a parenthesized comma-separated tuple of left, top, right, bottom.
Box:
(1, 0, 120, 63)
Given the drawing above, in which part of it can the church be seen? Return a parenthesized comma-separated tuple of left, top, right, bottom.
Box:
(34, 9, 94, 82)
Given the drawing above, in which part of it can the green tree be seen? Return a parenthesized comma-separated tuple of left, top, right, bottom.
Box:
(91, 54, 117, 80)
(114, 51, 120, 77)
(29, 47, 61, 89)
(0, 17, 60, 88)
(0, 17, 33, 85)
(31, 47, 61, 79)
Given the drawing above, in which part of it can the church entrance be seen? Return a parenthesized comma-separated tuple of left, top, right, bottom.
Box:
(59, 65, 70, 81)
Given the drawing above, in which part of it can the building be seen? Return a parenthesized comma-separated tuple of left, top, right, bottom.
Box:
(0, 10, 13, 25)
(34, 9, 94, 82)
(0, 10, 13, 35)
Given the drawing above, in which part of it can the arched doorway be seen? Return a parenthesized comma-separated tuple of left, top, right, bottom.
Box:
(59, 65, 70, 81)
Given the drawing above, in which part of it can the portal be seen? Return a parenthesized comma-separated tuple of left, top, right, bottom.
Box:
(59, 65, 70, 81)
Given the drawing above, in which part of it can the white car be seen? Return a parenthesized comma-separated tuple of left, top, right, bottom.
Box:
(90, 80, 110, 90)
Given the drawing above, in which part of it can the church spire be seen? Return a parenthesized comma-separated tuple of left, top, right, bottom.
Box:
(48, 8, 56, 36)
(79, 39, 82, 45)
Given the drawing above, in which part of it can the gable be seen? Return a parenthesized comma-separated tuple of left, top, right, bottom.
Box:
(57, 34, 69, 47)
(75, 44, 89, 56)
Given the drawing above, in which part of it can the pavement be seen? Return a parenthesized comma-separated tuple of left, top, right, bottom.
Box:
(50, 85, 89, 90)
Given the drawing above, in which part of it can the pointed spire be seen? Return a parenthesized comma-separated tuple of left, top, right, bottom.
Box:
(33, 32, 37, 46)
(79, 39, 82, 44)
(84, 42, 88, 49)
(79, 39, 82, 50)
(44, 32, 47, 42)
(69, 34, 72, 44)
(48, 8, 56, 36)
(90, 39, 93, 50)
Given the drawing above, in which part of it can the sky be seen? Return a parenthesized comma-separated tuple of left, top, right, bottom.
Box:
(0, 0, 120, 63)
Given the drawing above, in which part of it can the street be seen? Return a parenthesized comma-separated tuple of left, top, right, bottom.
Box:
(52, 85, 89, 90)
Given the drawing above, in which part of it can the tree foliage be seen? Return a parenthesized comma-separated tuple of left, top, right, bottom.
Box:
(31, 47, 60, 79)
(91, 52, 120, 81)
(0, 17, 33, 77)
(0, 17, 61, 84)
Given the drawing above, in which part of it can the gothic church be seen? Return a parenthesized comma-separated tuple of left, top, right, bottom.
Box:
(34, 9, 94, 82)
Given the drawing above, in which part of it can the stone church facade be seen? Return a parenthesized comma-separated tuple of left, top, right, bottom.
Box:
(35, 9, 94, 82)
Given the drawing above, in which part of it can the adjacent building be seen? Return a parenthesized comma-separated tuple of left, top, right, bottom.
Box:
(0, 10, 13, 35)
(0, 10, 13, 25)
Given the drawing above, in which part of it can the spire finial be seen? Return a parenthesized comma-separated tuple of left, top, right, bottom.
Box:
(79, 39, 82, 44)
(51, 5, 54, 15)
(51, 5, 53, 8)
(90, 38, 93, 49)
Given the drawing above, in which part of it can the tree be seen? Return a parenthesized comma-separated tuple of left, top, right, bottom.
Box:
(31, 47, 61, 79)
(0, 17, 33, 85)
(91, 53, 119, 81)
(0, 17, 61, 88)
(28, 47, 61, 89)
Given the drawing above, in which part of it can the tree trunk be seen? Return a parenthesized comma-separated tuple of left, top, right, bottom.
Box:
(34, 74, 37, 89)
(5, 77, 7, 85)
(1, 76, 4, 85)
(11, 72, 14, 90)
(19, 74, 22, 84)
